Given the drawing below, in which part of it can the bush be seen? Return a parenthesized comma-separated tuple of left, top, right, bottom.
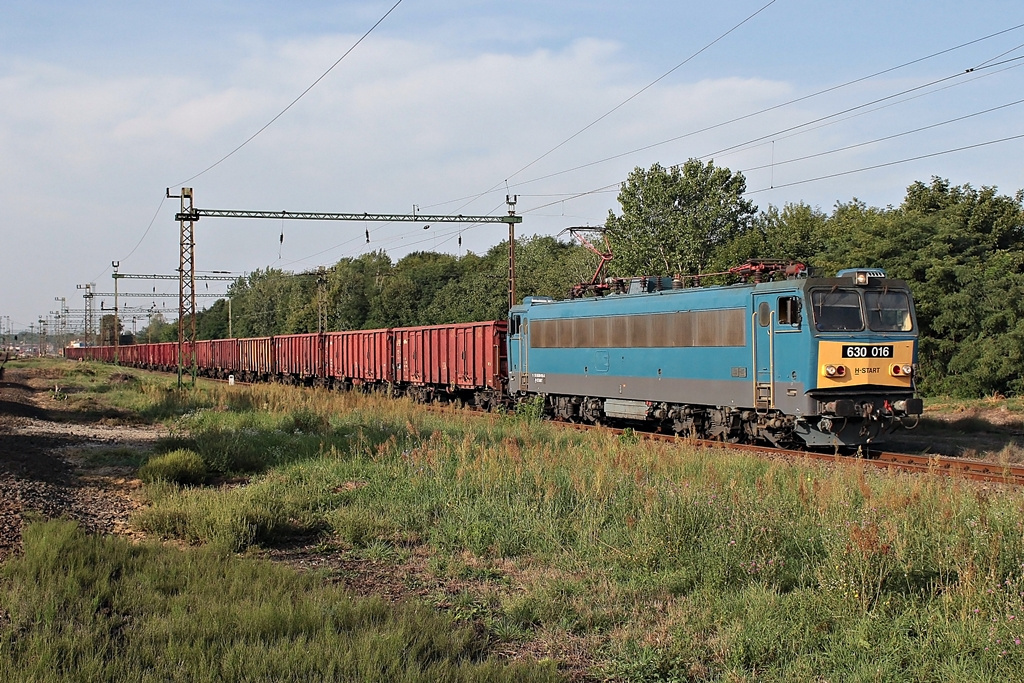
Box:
(288, 407, 332, 435)
(138, 448, 207, 485)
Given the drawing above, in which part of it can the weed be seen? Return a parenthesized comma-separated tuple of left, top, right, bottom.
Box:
(138, 448, 207, 485)
(288, 407, 332, 435)
(516, 394, 546, 422)
(490, 615, 531, 643)
(618, 427, 640, 446)
(0, 520, 558, 682)
(360, 540, 407, 563)
(36, 358, 1024, 679)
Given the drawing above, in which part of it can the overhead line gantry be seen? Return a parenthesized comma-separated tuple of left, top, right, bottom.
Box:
(168, 188, 522, 387)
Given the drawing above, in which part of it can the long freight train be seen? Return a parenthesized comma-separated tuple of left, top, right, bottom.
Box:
(67, 265, 923, 449)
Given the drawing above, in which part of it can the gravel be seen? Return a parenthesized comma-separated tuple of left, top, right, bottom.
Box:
(0, 368, 163, 561)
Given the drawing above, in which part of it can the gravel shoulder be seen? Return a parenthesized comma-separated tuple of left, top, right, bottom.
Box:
(0, 367, 165, 560)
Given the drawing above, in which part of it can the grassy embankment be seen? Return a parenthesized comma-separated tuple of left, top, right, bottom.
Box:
(4, 358, 1024, 681)
(0, 360, 555, 682)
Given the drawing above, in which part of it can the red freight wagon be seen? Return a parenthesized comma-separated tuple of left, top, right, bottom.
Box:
(194, 338, 239, 378)
(209, 338, 239, 378)
(238, 337, 273, 381)
(154, 342, 179, 371)
(120, 344, 142, 367)
(195, 340, 213, 374)
(142, 343, 162, 369)
(323, 329, 393, 387)
(140, 339, 167, 368)
(392, 321, 507, 405)
(274, 333, 324, 384)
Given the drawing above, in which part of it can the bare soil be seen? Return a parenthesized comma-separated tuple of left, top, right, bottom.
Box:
(883, 406, 1024, 461)
(0, 367, 159, 561)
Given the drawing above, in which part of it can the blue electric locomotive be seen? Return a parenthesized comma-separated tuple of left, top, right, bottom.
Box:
(507, 264, 922, 449)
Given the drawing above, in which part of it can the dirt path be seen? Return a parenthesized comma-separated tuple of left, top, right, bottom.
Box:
(0, 368, 164, 560)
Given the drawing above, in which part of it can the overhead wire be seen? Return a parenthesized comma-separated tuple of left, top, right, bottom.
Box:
(516, 50, 1024, 216)
(715, 59, 1024, 161)
(692, 54, 1024, 164)
(276, 198, 510, 270)
(110, 0, 404, 275)
(518, 127, 1024, 215)
(125, 15, 1024, 286)
(744, 132, 1024, 195)
(737, 97, 1024, 174)
(118, 196, 168, 265)
(505, 24, 1024, 196)
(171, 0, 405, 188)
(421, 22, 1024, 211)
(438, 0, 781, 215)
(239, 17, 1024, 272)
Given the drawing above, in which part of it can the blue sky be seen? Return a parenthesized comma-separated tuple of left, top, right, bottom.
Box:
(2, 0, 1023, 330)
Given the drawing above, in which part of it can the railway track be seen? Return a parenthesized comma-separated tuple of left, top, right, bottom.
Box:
(592, 426, 1024, 486)
(110, 367, 1024, 487)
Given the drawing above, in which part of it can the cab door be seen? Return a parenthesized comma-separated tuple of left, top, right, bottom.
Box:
(753, 295, 775, 409)
(507, 313, 527, 393)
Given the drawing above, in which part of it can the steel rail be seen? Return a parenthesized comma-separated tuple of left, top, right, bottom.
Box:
(622, 429, 1024, 486)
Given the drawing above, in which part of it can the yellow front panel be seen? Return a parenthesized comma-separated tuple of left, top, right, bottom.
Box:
(817, 340, 915, 389)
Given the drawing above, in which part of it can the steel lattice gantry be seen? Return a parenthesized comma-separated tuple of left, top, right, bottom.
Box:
(169, 187, 522, 387)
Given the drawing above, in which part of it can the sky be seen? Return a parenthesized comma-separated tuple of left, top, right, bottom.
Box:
(2, 0, 1023, 333)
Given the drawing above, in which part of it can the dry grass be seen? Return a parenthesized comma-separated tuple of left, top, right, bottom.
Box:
(16, 358, 1024, 680)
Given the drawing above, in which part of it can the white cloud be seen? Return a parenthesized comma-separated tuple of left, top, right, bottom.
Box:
(2, 13, 1023, 326)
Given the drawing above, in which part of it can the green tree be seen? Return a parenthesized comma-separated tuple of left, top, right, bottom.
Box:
(819, 178, 1024, 396)
(363, 251, 460, 328)
(196, 298, 229, 340)
(228, 268, 293, 337)
(714, 202, 832, 273)
(136, 311, 176, 343)
(605, 160, 757, 277)
(425, 250, 507, 324)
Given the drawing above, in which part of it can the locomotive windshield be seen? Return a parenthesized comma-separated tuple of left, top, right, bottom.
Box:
(865, 290, 913, 331)
(811, 288, 914, 332)
(811, 289, 864, 331)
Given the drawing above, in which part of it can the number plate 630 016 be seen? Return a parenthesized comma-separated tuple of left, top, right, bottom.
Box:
(841, 344, 893, 359)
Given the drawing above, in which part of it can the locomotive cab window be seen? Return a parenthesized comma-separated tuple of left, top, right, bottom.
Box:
(778, 296, 801, 326)
(509, 315, 521, 336)
(811, 289, 864, 331)
(865, 290, 913, 332)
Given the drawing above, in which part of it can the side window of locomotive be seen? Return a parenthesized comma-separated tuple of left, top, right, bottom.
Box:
(757, 302, 771, 327)
(811, 289, 864, 331)
(510, 315, 521, 336)
(864, 290, 913, 332)
(778, 296, 801, 327)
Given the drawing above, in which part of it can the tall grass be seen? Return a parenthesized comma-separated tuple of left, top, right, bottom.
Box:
(126, 379, 1024, 679)
(28, 359, 1024, 679)
(0, 520, 557, 682)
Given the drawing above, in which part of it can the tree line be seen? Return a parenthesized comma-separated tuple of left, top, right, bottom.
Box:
(136, 160, 1024, 398)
